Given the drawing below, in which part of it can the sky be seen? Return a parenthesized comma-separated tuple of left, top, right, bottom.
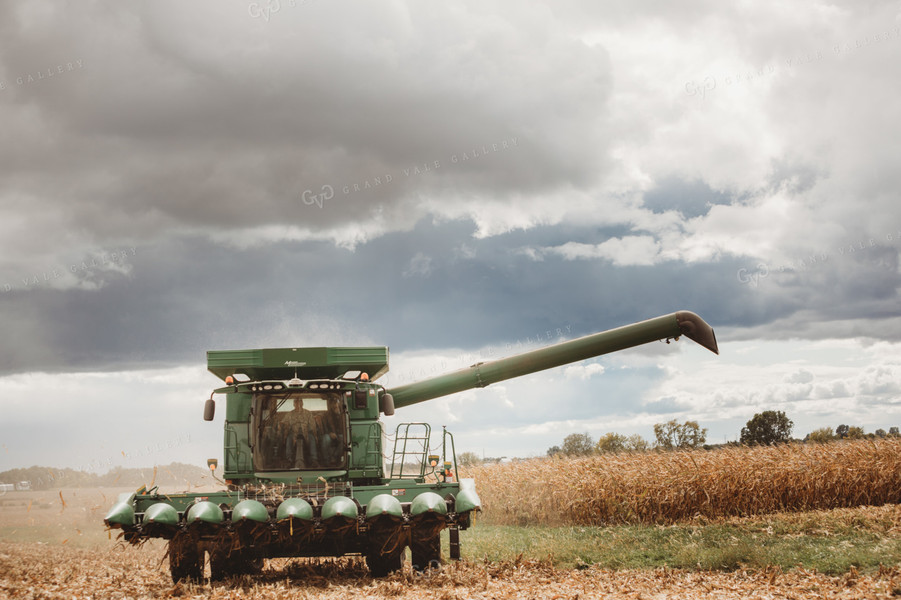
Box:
(1, 0, 900, 473)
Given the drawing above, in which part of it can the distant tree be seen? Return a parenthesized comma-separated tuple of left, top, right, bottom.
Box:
(807, 427, 834, 443)
(457, 452, 482, 467)
(595, 433, 628, 454)
(653, 420, 707, 450)
(561, 432, 595, 456)
(875, 429, 887, 438)
(846, 426, 866, 439)
(625, 434, 650, 452)
(740, 411, 793, 446)
(890, 427, 900, 437)
(835, 424, 850, 439)
(546, 445, 562, 457)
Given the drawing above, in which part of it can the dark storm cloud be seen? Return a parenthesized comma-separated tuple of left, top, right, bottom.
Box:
(0, 0, 900, 385)
(0, 214, 800, 376)
(0, 0, 612, 263)
(2, 205, 899, 377)
(730, 231, 901, 340)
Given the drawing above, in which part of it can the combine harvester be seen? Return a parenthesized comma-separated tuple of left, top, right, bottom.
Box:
(104, 311, 718, 581)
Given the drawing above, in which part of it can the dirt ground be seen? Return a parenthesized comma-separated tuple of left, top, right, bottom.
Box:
(2, 488, 901, 598)
(1, 541, 900, 599)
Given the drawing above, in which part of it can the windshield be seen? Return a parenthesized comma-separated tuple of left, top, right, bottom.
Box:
(254, 392, 347, 470)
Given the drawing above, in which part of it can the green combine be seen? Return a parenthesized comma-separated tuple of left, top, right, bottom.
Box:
(104, 311, 718, 581)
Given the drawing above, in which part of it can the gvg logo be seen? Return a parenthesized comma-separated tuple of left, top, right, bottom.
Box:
(685, 77, 717, 99)
(248, 0, 283, 21)
(248, 0, 312, 21)
(302, 184, 334, 208)
(737, 263, 769, 287)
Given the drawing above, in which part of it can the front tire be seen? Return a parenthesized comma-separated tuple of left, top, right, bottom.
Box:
(410, 529, 441, 573)
(366, 529, 405, 577)
(210, 546, 264, 580)
(169, 532, 202, 583)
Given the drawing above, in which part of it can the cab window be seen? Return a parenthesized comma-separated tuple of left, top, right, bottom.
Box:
(254, 393, 347, 470)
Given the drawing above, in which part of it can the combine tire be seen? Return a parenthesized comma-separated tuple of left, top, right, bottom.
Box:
(366, 548, 404, 578)
(209, 545, 236, 581)
(410, 530, 441, 573)
(210, 546, 263, 580)
(245, 557, 265, 574)
(366, 531, 405, 577)
(169, 532, 202, 583)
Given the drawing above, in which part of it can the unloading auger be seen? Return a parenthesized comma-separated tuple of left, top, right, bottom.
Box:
(104, 311, 718, 582)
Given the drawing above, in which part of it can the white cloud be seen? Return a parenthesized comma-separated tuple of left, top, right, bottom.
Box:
(548, 236, 662, 266)
(564, 363, 606, 380)
(785, 369, 814, 384)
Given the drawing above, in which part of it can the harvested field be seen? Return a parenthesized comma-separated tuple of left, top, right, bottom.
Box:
(2, 540, 901, 599)
(2, 444, 901, 597)
(468, 439, 901, 526)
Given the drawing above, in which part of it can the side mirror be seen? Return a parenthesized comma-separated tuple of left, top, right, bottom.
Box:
(203, 398, 216, 421)
(379, 392, 395, 416)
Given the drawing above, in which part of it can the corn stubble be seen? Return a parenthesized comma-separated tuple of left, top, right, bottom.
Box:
(469, 439, 901, 526)
(2, 441, 901, 597)
(1, 541, 900, 599)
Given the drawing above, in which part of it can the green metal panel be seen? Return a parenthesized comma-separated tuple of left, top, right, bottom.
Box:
(225, 392, 252, 422)
(104, 501, 134, 526)
(322, 496, 358, 520)
(349, 421, 383, 476)
(233, 499, 269, 523)
(223, 421, 252, 478)
(187, 501, 224, 525)
(455, 488, 481, 513)
(346, 385, 379, 420)
(207, 347, 389, 382)
(223, 393, 253, 478)
(276, 498, 314, 521)
(365, 494, 403, 519)
(411, 491, 448, 516)
(143, 502, 179, 527)
(388, 311, 718, 408)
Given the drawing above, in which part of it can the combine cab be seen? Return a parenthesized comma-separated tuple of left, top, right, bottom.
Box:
(104, 311, 718, 581)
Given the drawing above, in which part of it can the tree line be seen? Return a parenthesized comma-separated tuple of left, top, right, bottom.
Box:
(0, 462, 213, 490)
(541, 411, 900, 457)
(545, 419, 708, 457)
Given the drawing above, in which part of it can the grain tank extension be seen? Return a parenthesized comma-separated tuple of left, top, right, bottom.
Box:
(104, 311, 718, 581)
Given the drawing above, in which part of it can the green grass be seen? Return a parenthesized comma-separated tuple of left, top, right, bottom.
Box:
(457, 508, 901, 575)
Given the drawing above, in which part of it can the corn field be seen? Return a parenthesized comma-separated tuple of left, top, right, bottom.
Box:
(467, 439, 901, 526)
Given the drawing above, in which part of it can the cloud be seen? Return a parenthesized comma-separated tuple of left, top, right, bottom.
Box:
(564, 363, 606, 380)
(2, 0, 901, 467)
(785, 369, 814, 384)
(0, 1, 614, 272)
(402, 252, 433, 278)
(545, 236, 663, 266)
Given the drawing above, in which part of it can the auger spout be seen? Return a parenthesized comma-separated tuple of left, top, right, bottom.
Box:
(387, 311, 717, 409)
